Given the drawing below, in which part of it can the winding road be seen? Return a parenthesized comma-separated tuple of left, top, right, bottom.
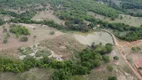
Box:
(102, 29, 142, 80)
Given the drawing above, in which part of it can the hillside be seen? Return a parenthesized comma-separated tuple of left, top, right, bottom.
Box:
(0, 0, 142, 80)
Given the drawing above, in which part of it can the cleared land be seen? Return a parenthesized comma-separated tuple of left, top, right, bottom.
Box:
(0, 23, 63, 59)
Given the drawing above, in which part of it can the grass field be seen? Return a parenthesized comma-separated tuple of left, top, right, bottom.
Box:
(0, 68, 53, 80)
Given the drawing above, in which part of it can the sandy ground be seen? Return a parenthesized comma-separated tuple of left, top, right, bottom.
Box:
(0, 23, 64, 58)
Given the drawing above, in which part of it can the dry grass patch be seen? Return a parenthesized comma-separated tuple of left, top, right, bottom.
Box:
(40, 34, 86, 60)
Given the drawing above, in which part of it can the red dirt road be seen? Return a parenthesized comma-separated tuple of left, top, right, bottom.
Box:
(114, 35, 142, 80)
(103, 30, 142, 80)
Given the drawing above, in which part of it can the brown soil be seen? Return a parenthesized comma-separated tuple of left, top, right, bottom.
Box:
(133, 56, 142, 68)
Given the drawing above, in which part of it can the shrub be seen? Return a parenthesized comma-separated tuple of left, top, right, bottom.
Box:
(107, 65, 113, 72)
(50, 31, 55, 35)
(108, 76, 117, 80)
(3, 37, 8, 43)
(20, 36, 28, 42)
(103, 55, 110, 63)
(10, 24, 30, 37)
(113, 56, 119, 60)
(52, 69, 71, 80)
(0, 19, 5, 25)
(131, 47, 141, 52)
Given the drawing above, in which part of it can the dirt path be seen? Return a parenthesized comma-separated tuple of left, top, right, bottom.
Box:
(104, 30, 142, 80)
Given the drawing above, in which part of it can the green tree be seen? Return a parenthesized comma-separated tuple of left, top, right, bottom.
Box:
(103, 55, 110, 63)
(52, 69, 71, 80)
(107, 65, 113, 72)
(108, 76, 117, 80)
(113, 56, 119, 60)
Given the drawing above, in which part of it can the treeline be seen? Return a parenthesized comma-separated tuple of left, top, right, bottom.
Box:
(10, 18, 67, 31)
(10, 16, 142, 41)
(0, 43, 113, 80)
(10, 18, 98, 32)
(0, 0, 48, 9)
(102, 23, 142, 41)
(121, 0, 142, 9)
(97, 0, 142, 17)
(49, 0, 120, 19)
(10, 18, 94, 32)
(0, 9, 37, 19)
(128, 12, 142, 17)
(86, 18, 142, 41)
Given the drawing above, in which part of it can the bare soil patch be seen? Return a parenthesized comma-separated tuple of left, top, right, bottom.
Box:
(133, 56, 142, 68)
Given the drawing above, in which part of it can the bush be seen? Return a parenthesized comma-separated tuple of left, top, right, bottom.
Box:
(103, 55, 110, 63)
(108, 76, 117, 80)
(107, 65, 113, 72)
(3, 37, 8, 43)
(131, 47, 141, 52)
(10, 24, 30, 37)
(52, 69, 71, 80)
(0, 19, 5, 25)
(50, 31, 55, 35)
(20, 36, 28, 42)
(113, 56, 119, 60)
